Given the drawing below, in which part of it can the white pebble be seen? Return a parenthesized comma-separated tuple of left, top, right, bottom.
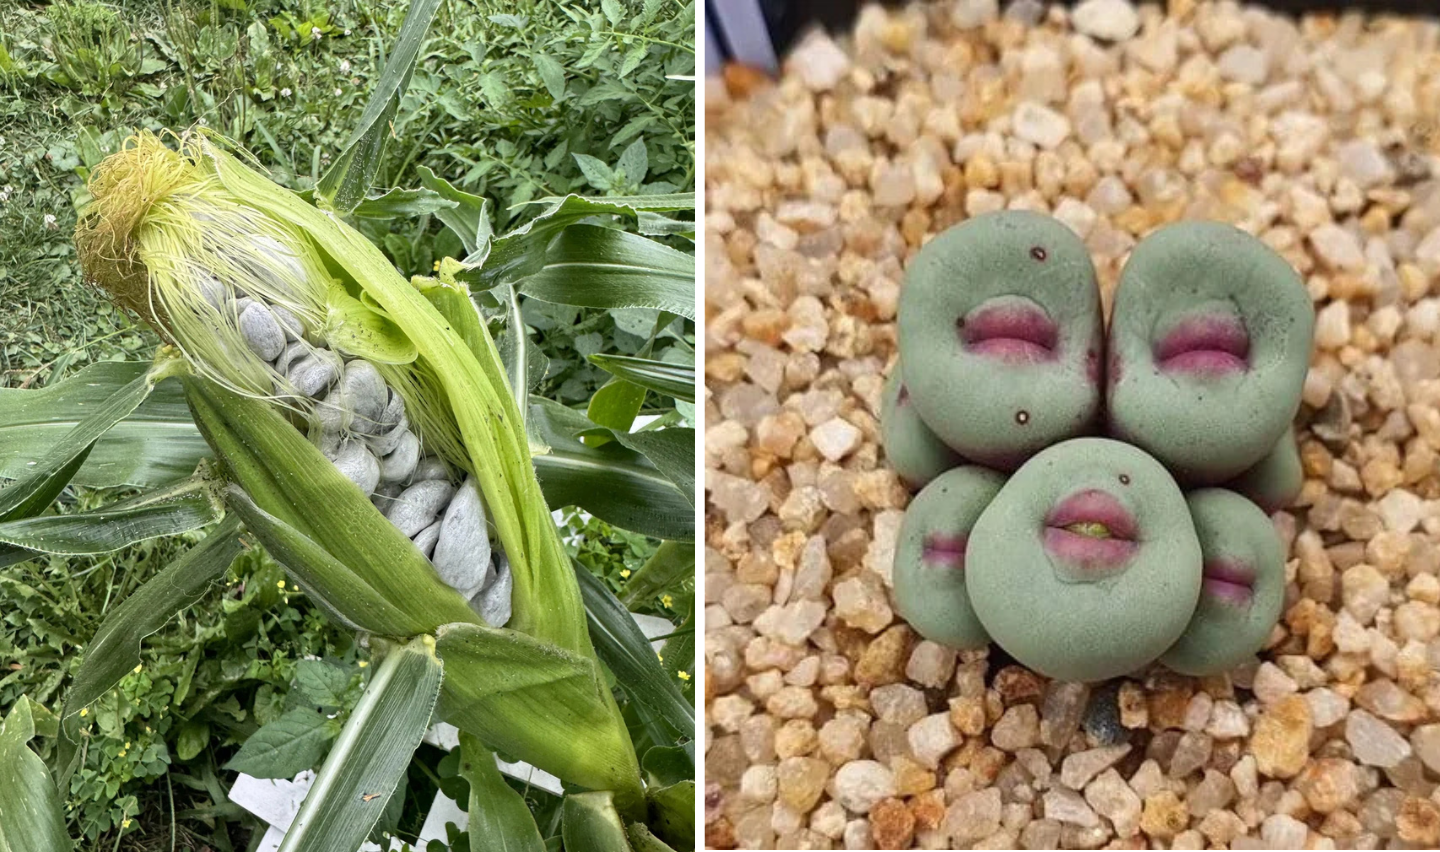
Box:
(1012, 101, 1071, 149)
(1070, 0, 1139, 41)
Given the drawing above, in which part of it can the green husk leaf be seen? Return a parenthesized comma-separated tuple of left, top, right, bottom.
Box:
(626, 823, 677, 852)
(183, 376, 478, 634)
(561, 792, 632, 852)
(458, 732, 546, 852)
(645, 781, 695, 851)
(434, 621, 643, 818)
(224, 487, 434, 637)
(323, 279, 420, 364)
(278, 636, 443, 852)
(199, 137, 592, 657)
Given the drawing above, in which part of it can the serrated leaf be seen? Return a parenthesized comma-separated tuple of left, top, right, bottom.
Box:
(225, 707, 340, 779)
(616, 139, 648, 184)
(572, 153, 613, 191)
(295, 660, 351, 709)
(619, 43, 647, 79)
(533, 54, 566, 100)
(601, 0, 624, 25)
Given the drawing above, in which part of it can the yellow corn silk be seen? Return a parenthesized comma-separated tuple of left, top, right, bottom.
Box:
(75, 131, 643, 811)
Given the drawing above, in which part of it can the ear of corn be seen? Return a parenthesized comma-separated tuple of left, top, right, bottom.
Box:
(76, 131, 640, 801)
(77, 131, 590, 657)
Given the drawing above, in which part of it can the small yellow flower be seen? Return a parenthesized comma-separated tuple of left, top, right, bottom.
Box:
(358, 660, 368, 668)
(291, 582, 300, 590)
(620, 569, 631, 579)
(657, 653, 664, 662)
(661, 594, 674, 608)
(124, 741, 131, 749)
(79, 708, 88, 717)
(122, 819, 131, 829)
(277, 580, 286, 589)
(677, 671, 690, 681)
(133, 664, 143, 673)
(432, 260, 441, 272)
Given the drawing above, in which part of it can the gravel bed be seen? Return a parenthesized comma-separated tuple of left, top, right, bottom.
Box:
(703, 0, 1440, 848)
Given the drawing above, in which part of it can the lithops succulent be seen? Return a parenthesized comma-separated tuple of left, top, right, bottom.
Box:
(966, 438, 1202, 682)
(1224, 427, 1303, 514)
(893, 465, 1006, 650)
(896, 210, 1104, 470)
(1161, 488, 1286, 676)
(1107, 221, 1314, 484)
(880, 364, 963, 488)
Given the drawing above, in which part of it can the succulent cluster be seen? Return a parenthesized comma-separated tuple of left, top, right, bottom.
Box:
(884, 212, 1314, 682)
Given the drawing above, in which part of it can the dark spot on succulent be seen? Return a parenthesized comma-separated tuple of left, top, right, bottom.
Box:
(1119, 474, 1130, 485)
(1030, 246, 1047, 261)
(1016, 410, 1029, 425)
(898, 384, 910, 404)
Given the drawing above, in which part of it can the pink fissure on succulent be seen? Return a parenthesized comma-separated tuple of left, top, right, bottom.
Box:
(959, 302, 1058, 362)
(922, 533, 967, 569)
(1202, 559, 1255, 606)
(1154, 314, 1249, 375)
(1043, 489, 1139, 569)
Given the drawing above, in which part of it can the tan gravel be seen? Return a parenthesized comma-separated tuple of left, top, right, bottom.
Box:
(703, 0, 1440, 848)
